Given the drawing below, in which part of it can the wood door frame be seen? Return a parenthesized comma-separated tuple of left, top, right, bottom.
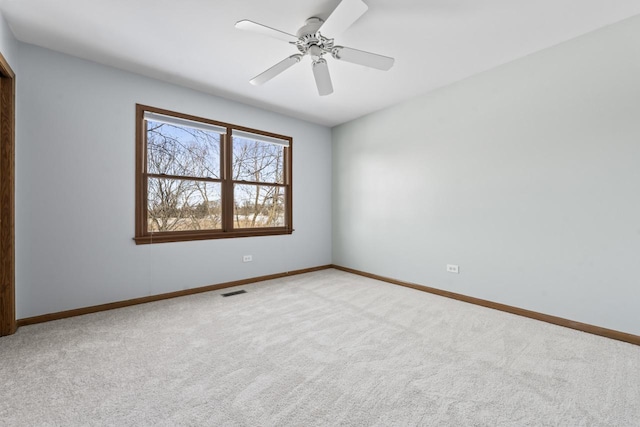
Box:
(0, 50, 16, 336)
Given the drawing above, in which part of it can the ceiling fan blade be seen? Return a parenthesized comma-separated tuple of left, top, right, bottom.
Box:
(319, 0, 368, 36)
(235, 20, 297, 43)
(332, 46, 395, 71)
(250, 55, 303, 85)
(312, 58, 333, 96)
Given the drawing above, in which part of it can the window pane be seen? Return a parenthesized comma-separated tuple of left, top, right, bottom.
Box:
(232, 137, 284, 183)
(147, 121, 221, 179)
(233, 184, 285, 228)
(148, 178, 222, 232)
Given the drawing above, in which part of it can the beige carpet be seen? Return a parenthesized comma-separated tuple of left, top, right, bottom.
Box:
(1, 269, 639, 426)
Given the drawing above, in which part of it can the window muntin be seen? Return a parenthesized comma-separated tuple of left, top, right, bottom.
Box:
(135, 105, 292, 244)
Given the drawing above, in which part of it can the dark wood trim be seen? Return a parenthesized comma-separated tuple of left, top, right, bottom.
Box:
(16, 262, 639, 347)
(232, 179, 286, 187)
(147, 173, 223, 184)
(285, 137, 293, 232)
(134, 105, 146, 239)
(231, 123, 294, 142)
(138, 104, 235, 131)
(331, 265, 640, 347)
(135, 104, 293, 245)
(17, 265, 332, 327)
(222, 131, 233, 232)
(133, 228, 293, 245)
(0, 51, 15, 337)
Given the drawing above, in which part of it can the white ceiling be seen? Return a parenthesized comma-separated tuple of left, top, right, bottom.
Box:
(1, 0, 639, 127)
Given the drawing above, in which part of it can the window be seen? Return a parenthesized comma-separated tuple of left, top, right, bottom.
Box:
(135, 105, 292, 244)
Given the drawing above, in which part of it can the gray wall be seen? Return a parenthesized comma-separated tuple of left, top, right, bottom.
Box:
(332, 15, 640, 335)
(0, 11, 17, 70)
(15, 43, 332, 319)
(7, 11, 640, 336)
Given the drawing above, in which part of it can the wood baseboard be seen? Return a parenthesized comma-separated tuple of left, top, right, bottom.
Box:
(17, 264, 639, 347)
(331, 264, 640, 347)
(16, 265, 332, 327)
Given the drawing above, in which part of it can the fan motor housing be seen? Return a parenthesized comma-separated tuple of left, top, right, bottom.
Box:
(295, 18, 334, 57)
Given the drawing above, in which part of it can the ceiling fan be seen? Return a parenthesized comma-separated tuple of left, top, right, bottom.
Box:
(235, 0, 395, 96)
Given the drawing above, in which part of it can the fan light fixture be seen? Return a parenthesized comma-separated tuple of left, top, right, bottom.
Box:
(235, 0, 394, 96)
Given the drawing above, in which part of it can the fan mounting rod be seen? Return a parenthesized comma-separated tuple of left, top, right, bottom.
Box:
(296, 17, 323, 37)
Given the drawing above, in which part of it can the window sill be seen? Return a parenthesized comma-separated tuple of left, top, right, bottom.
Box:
(133, 228, 293, 245)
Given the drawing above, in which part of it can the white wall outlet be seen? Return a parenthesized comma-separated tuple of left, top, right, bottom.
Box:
(446, 264, 459, 274)
(243, 255, 252, 263)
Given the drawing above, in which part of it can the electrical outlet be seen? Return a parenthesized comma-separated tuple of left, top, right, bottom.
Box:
(243, 255, 252, 263)
(446, 264, 459, 274)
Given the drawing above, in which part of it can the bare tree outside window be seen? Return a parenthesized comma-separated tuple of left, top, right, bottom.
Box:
(146, 122, 222, 232)
(232, 137, 285, 228)
(135, 105, 292, 244)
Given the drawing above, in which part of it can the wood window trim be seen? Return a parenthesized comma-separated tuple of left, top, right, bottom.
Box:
(134, 104, 293, 245)
(0, 51, 16, 336)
